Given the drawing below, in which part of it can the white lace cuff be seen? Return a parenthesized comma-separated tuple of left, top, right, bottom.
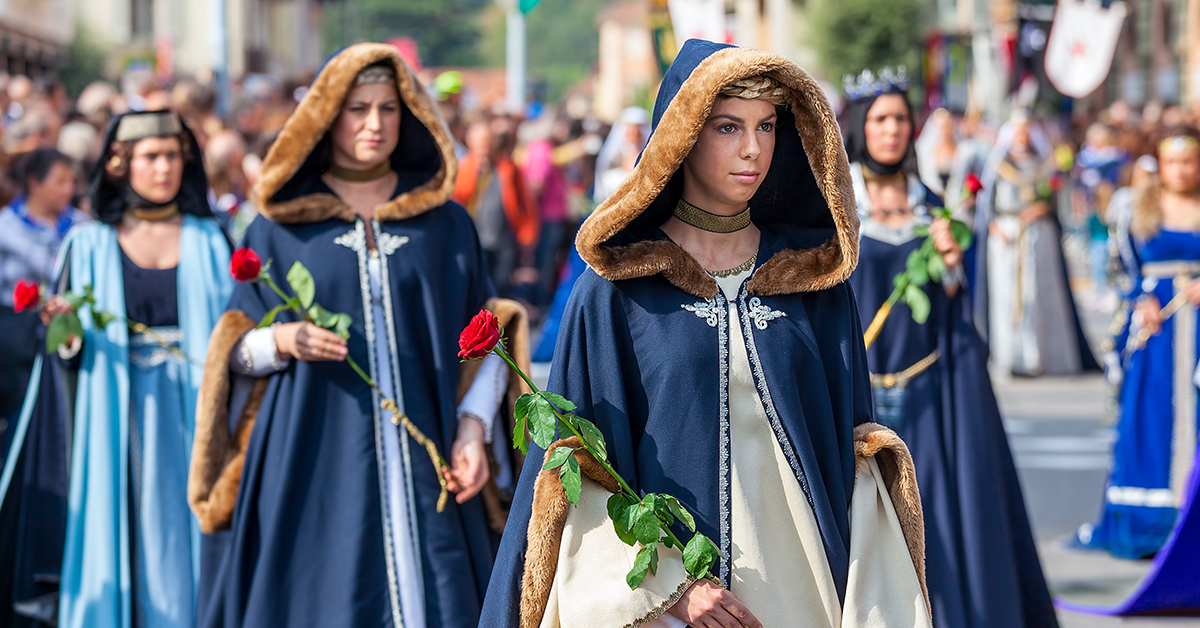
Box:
(229, 325, 290, 376)
(457, 352, 508, 443)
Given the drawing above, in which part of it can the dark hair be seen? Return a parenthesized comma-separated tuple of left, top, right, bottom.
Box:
(13, 147, 72, 194)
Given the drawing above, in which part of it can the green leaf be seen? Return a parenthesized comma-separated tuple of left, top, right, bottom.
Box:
(649, 494, 672, 526)
(607, 494, 638, 546)
(63, 292, 85, 310)
(574, 417, 607, 462)
(308, 303, 336, 328)
(559, 455, 581, 505)
(683, 533, 722, 579)
(665, 496, 697, 532)
(286, 262, 315, 309)
(905, 250, 929, 286)
(46, 313, 72, 352)
(527, 395, 559, 450)
(91, 309, 116, 330)
(333, 314, 353, 339)
(540, 391, 576, 412)
(926, 251, 946, 282)
(255, 304, 289, 329)
(951, 219, 974, 250)
(905, 284, 931, 324)
(630, 497, 661, 546)
(542, 446, 573, 470)
(627, 542, 657, 589)
(912, 224, 930, 237)
(513, 393, 535, 454)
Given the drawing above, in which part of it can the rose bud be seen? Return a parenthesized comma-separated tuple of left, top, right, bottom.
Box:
(230, 247, 263, 282)
(13, 279, 41, 313)
(459, 309, 502, 360)
(965, 173, 983, 195)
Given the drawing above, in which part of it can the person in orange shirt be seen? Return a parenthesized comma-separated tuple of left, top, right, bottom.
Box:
(453, 119, 539, 295)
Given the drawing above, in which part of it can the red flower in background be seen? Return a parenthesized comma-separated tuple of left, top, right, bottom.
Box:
(1049, 174, 1064, 192)
(230, 248, 263, 282)
(459, 309, 502, 360)
(964, 173, 984, 195)
(13, 279, 40, 313)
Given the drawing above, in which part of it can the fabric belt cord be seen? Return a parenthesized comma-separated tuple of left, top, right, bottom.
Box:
(870, 351, 940, 389)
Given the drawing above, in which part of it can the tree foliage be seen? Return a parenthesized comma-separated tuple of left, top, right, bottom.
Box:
(481, 0, 605, 102)
(810, 0, 926, 85)
(59, 26, 111, 97)
(323, 0, 489, 67)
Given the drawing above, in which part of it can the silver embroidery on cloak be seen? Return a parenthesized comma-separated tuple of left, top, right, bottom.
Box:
(373, 219, 427, 607)
(341, 220, 406, 628)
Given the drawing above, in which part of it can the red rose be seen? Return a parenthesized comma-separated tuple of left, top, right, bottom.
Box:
(1049, 174, 1064, 192)
(459, 309, 502, 360)
(12, 279, 41, 313)
(965, 173, 983, 195)
(230, 247, 263, 282)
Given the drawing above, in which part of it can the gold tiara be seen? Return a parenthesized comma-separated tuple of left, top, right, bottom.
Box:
(114, 111, 183, 142)
(1159, 135, 1200, 156)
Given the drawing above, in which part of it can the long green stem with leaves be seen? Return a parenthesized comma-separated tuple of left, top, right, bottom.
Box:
(484, 339, 720, 589)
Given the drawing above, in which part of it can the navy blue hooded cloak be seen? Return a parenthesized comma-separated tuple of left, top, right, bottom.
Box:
(480, 40, 894, 626)
(188, 44, 530, 628)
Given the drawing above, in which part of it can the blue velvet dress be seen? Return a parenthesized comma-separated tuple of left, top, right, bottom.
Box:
(852, 211, 1057, 628)
(1081, 228, 1200, 559)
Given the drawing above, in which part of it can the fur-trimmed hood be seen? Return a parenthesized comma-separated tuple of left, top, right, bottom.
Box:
(576, 39, 859, 299)
(252, 43, 458, 224)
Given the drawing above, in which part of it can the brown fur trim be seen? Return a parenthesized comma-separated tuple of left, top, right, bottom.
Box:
(520, 437, 621, 628)
(188, 311, 267, 533)
(576, 47, 858, 298)
(253, 43, 459, 224)
(854, 422, 930, 614)
(458, 298, 534, 532)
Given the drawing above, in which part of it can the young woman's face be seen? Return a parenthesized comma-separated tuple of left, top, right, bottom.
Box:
(681, 96, 777, 210)
(864, 94, 911, 167)
(331, 82, 401, 169)
(1160, 143, 1200, 193)
(129, 136, 184, 204)
(28, 161, 75, 212)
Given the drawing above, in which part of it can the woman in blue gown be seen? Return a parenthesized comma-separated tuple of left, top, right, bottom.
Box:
(843, 69, 1058, 628)
(0, 110, 232, 628)
(1079, 127, 1200, 559)
(189, 44, 529, 628)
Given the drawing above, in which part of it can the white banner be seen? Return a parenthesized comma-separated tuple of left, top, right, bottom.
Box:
(1044, 0, 1128, 98)
(667, 0, 726, 49)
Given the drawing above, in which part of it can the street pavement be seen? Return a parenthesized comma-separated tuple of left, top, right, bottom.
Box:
(997, 295, 1199, 628)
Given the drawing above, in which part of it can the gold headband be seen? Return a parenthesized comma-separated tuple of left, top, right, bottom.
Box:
(114, 112, 183, 142)
(1159, 136, 1200, 156)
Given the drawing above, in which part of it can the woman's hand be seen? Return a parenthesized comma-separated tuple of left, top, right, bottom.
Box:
(1135, 296, 1163, 336)
(446, 415, 490, 503)
(39, 295, 73, 326)
(988, 221, 1011, 246)
(667, 579, 762, 628)
(1185, 279, 1200, 305)
(930, 218, 963, 269)
(1019, 201, 1050, 226)
(274, 322, 348, 362)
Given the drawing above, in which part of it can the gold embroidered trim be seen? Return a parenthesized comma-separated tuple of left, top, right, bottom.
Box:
(674, 198, 752, 234)
(329, 160, 393, 182)
(624, 575, 697, 628)
(707, 252, 757, 278)
(870, 350, 939, 388)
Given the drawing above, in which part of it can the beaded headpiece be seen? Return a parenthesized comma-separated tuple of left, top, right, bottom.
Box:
(842, 67, 909, 101)
(114, 111, 183, 142)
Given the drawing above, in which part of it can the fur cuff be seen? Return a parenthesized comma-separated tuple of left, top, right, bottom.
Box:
(854, 422, 929, 612)
(520, 437, 621, 627)
(188, 310, 267, 533)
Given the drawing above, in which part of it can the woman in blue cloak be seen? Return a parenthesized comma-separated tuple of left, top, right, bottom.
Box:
(481, 39, 931, 628)
(187, 44, 531, 628)
(1077, 126, 1200, 560)
(0, 110, 233, 628)
(843, 71, 1058, 628)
